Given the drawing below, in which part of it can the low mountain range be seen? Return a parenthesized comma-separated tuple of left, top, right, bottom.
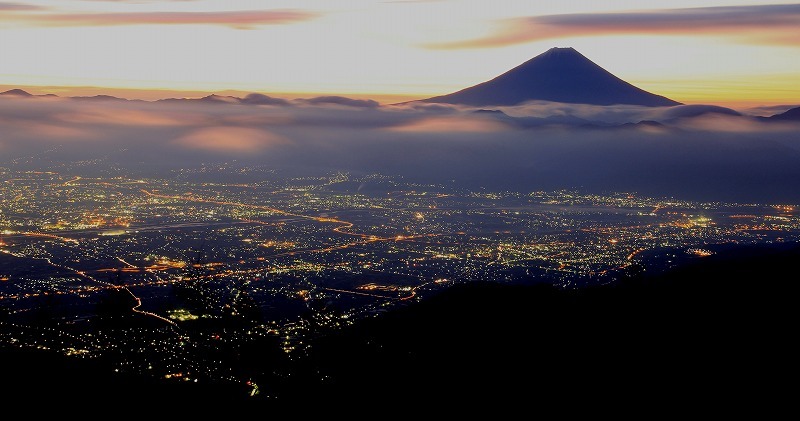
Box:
(762, 106, 800, 121)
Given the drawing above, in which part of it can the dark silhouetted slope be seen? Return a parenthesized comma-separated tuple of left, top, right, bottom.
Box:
(768, 106, 800, 121)
(0, 344, 250, 402)
(422, 47, 681, 107)
(241, 93, 291, 106)
(72, 95, 128, 102)
(291, 243, 796, 406)
(0, 89, 32, 97)
(661, 104, 741, 119)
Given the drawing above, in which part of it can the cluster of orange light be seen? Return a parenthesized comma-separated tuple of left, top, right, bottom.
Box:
(669, 217, 714, 229)
(156, 259, 187, 268)
(19, 231, 79, 243)
(733, 224, 782, 231)
(687, 248, 714, 257)
(42, 220, 71, 230)
(260, 240, 297, 248)
(192, 262, 223, 268)
(357, 283, 398, 292)
(82, 214, 132, 228)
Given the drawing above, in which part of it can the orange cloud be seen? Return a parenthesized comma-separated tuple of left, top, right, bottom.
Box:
(172, 126, 289, 153)
(7, 9, 319, 29)
(426, 4, 800, 49)
(0, 108, 95, 141)
(388, 116, 511, 133)
(55, 107, 197, 126)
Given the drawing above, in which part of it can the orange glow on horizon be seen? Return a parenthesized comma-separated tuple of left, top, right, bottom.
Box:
(4, 76, 793, 108)
(1, 1, 798, 106)
(635, 74, 800, 108)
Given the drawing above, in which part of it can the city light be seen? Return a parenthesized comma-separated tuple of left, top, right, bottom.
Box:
(0, 166, 798, 397)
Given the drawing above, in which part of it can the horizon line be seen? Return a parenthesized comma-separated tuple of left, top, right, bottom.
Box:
(2, 84, 799, 109)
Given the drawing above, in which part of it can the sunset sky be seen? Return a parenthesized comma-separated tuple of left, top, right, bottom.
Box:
(1, 0, 799, 105)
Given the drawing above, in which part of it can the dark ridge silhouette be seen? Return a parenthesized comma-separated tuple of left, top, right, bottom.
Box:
(0, 88, 32, 97)
(199, 94, 241, 104)
(472, 109, 509, 116)
(471, 107, 597, 127)
(767, 106, 800, 121)
(157, 94, 381, 107)
(614, 120, 667, 130)
(302, 96, 380, 108)
(422, 47, 682, 107)
(285, 242, 796, 406)
(241, 93, 292, 106)
(635, 119, 664, 127)
(72, 95, 128, 102)
(156, 94, 240, 105)
(661, 104, 741, 120)
(0, 90, 379, 107)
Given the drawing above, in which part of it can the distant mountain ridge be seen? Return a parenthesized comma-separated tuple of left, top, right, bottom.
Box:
(0, 88, 33, 97)
(422, 47, 682, 107)
(0, 89, 380, 108)
(765, 106, 800, 121)
(0, 87, 797, 123)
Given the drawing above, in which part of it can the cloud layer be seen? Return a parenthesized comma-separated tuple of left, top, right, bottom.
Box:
(1, 94, 800, 203)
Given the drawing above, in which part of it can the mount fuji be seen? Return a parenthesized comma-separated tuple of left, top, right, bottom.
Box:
(422, 47, 681, 107)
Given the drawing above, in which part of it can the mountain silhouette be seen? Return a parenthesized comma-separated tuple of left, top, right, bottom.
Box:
(241, 93, 291, 106)
(422, 47, 681, 107)
(767, 106, 800, 121)
(0, 89, 32, 97)
(72, 95, 128, 102)
(660, 104, 740, 120)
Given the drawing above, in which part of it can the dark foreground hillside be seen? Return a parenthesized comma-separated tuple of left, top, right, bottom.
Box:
(282, 243, 797, 407)
(2, 243, 796, 409)
(0, 346, 250, 402)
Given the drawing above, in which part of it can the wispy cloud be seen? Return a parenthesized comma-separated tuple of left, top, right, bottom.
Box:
(54, 106, 199, 126)
(383, 0, 447, 3)
(0, 2, 43, 11)
(4, 9, 320, 29)
(388, 115, 511, 132)
(79, 0, 200, 2)
(81, 1, 200, 2)
(426, 4, 800, 49)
